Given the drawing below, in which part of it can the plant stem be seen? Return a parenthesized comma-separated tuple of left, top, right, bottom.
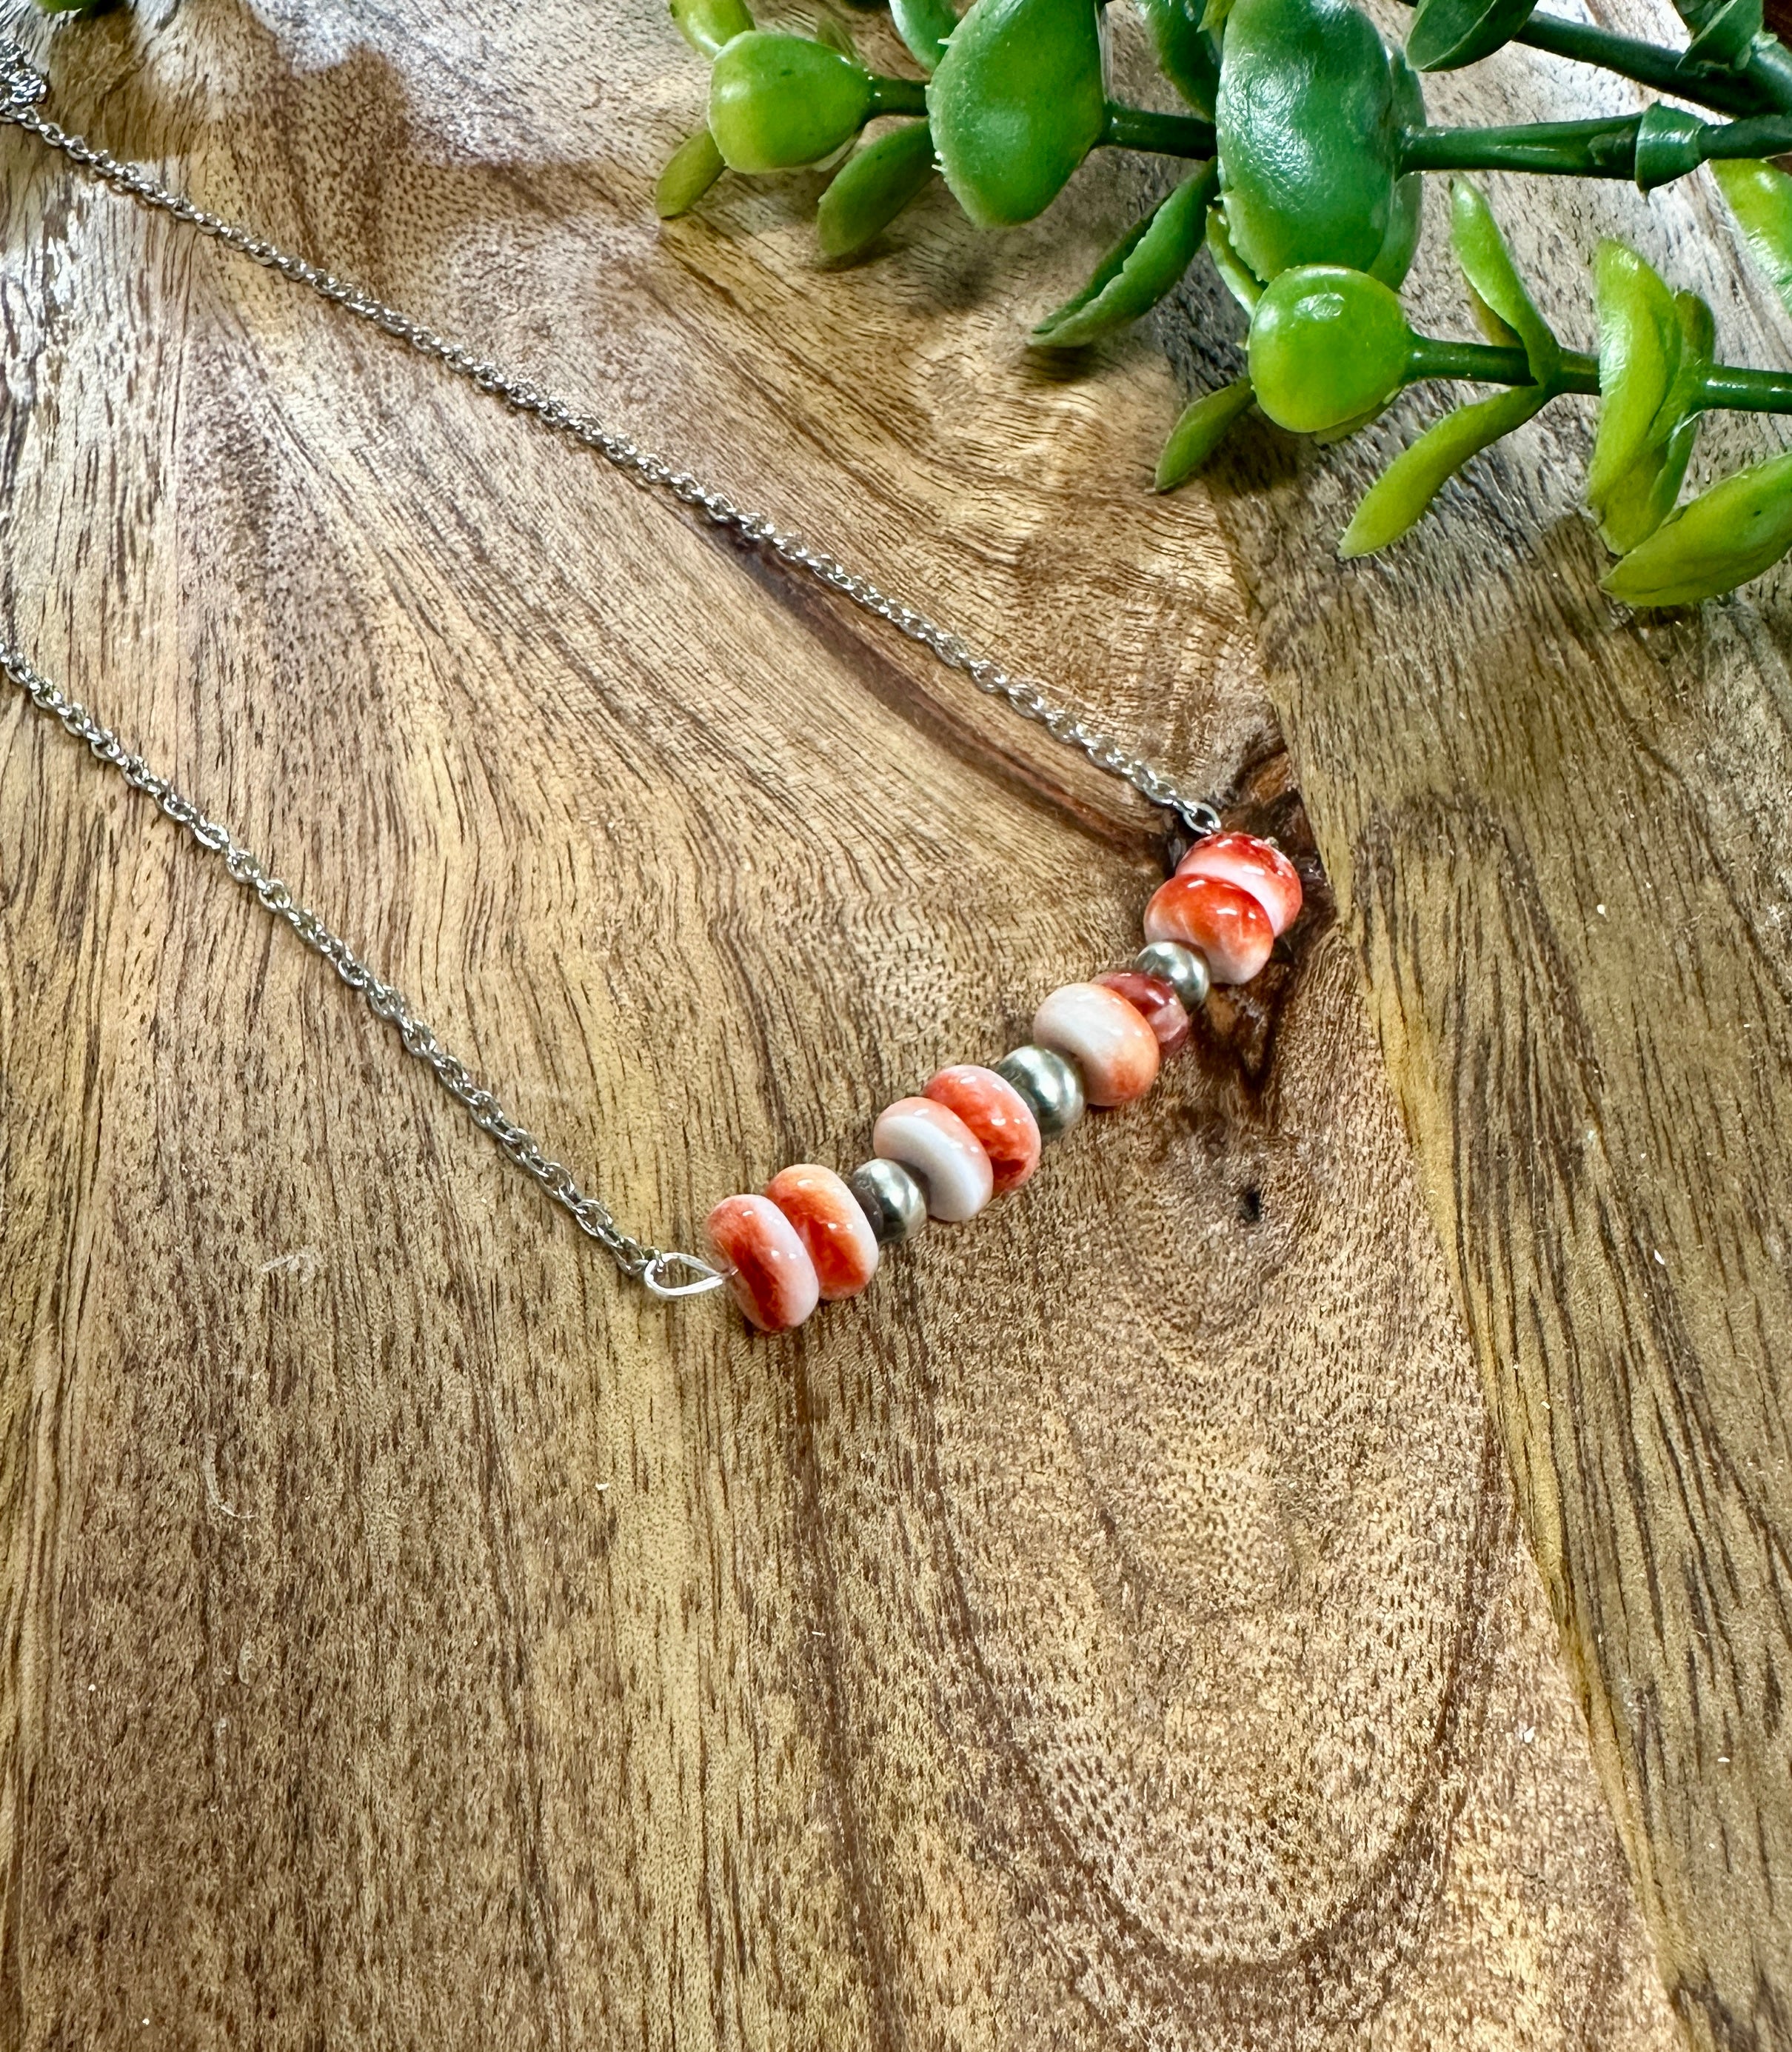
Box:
(1102, 103, 1217, 157)
(1514, 12, 1765, 118)
(868, 76, 929, 118)
(1696, 363, 1792, 411)
(1400, 116, 1642, 178)
(1407, 336, 1601, 395)
(1404, 338, 1792, 417)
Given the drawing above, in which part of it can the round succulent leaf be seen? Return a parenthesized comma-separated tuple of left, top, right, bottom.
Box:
(816, 119, 937, 258)
(891, 0, 958, 69)
(1156, 375, 1256, 489)
(1247, 264, 1414, 434)
(1602, 447, 1792, 605)
(1367, 53, 1425, 288)
(1032, 164, 1217, 347)
(1134, 0, 1223, 115)
(709, 33, 875, 171)
(927, 0, 1106, 229)
(671, 0, 755, 57)
(655, 126, 727, 216)
(1405, 0, 1537, 72)
(1217, 0, 1417, 284)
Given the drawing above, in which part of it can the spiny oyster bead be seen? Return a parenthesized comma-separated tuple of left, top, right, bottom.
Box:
(704, 1193, 820, 1333)
(1032, 981, 1160, 1106)
(872, 1097, 994, 1222)
(1093, 970, 1190, 1055)
(849, 1158, 928, 1245)
(1143, 872, 1274, 985)
(1177, 832, 1303, 936)
(924, 1064, 1042, 1195)
(994, 1045, 1086, 1139)
(765, 1163, 880, 1300)
(1134, 939, 1211, 1016)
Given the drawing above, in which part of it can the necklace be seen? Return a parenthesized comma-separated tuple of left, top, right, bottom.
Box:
(0, 37, 1303, 1331)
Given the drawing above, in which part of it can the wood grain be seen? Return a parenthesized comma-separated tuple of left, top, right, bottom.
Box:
(1157, 5, 1792, 2044)
(0, 0, 1694, 2044)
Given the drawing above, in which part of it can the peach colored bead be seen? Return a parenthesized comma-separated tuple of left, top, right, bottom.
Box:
(1093, 970, 1190, 1055)
(1177, 832, 1303, 937)
(1032, 981, 1160, 1106)
(923, 1065, 1042, 1195)
(1143, 872, 1274, 985)
(872, 1097, 994, 1221)
(765, 1163, 880, 1300)
(704, 1194, 820, 1333)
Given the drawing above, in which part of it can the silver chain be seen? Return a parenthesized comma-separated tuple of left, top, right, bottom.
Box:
(0, 38, 1223, 1297)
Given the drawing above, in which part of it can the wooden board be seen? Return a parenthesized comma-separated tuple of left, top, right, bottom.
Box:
(1168, 6, 1792, 2045)
(0, 0, 1706, 2042)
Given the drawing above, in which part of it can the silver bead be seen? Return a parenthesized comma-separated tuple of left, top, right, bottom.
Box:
(1134, 939, 1210, 1015)
(994, 1044, 1086, 1138)
(849, 1158, 928, 1245)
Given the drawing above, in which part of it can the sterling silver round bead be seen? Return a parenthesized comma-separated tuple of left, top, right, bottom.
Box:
(1134, 939, 1211, 1016)
(994, 1044, 1086, 1138)
(849, 1158, 929, 1244)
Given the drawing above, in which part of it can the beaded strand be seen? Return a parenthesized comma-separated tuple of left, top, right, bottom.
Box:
(703, 832, 1303, 1331)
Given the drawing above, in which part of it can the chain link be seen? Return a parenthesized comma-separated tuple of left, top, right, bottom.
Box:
(0, 40, 1222, 843)
(0, 638, 726, 1291)
(0, 39, 1223, 1295)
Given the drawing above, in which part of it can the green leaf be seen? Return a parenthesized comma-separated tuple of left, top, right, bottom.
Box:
(1206, 205, 1263, 310)
(891, 0, 959, 68)
(1155, 376, 1255, 489)
(1031, 164, 1217, 347)
(1133, 0, 1223, 116)
(709, 33, 875, 172)
(1449, 178, 1559, 387)
(927, 0, 1106, 228)
(1340, 384, 1548, 557)
(655, 126, 728, 217)
(670, 0, 755, 57)
(1714, 158, 1792, 318)
(816, 120, 937, 258)
(1246, 265, 1414, 436)
(1602, 447, 1792, 605)
(1596, 290, 1713, 552)
(1405, 0, 1537, 69)
(1587, 239, 1681, 532)
(1685, 0, 1762, 67)
(1217, 0, 1424, 285)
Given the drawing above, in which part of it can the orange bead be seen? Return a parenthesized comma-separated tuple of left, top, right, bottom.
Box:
(1143, 872, 1274, 985)
(1032, 982, 1160, 1106)
(1176, 832, 1303, 937)
(765, 1163, 880, 1300)
(1092, 970, 1190, 1055)
(923, 1065, 1042, 1194)
(704, 1194, 820, 1333)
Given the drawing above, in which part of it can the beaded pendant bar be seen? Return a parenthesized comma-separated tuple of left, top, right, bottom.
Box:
(704, 832, 1300, 1332)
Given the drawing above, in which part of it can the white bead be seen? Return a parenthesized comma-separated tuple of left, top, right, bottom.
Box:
(872, 1097, 994, 1222)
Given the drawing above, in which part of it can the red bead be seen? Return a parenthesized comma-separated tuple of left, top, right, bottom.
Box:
(765, 1164, 880, 1300)
(1176, 832, 1303, 937)
(1143, 872, 1274, 985)
(704, 1194, 820, 1333)
(1093, 971, 1190, 1055)
(923, 1065, 1042, 1194)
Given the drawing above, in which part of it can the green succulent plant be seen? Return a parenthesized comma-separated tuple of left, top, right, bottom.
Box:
(643, 0, 1792, 604)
